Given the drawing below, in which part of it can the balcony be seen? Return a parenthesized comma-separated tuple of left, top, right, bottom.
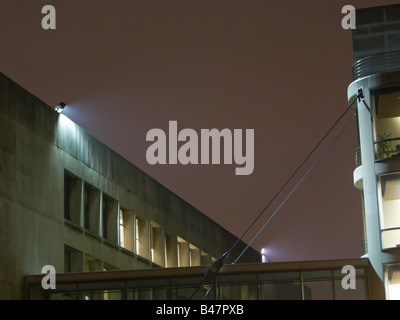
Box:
(352, 50, 400, 81)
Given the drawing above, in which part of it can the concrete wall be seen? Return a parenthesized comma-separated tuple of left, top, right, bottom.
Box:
(0, 72, 260, 299)
(352, 4, 400, 62)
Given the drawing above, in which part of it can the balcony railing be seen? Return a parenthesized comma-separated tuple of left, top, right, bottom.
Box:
(352, 50, 400, 81)
(355, 146, 362, 168)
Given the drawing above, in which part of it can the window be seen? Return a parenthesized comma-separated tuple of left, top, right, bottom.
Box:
(135, 219, 140, 255)
(378, 173, 400, 249)
(373, 86, 400, 160)
(64, 171, 82, 225)
(135, 217, 150, 260)
(386, 264, 400, 300)
(302, 270, 333, 300)
(102, 193, 119, 244)
(64, 245, 83, 273)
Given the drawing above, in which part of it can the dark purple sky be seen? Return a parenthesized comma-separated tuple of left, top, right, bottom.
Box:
(2, 0, 399, 262)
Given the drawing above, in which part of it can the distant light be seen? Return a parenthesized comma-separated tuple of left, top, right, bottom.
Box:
(260, 248, 270, 263)
(54, 102, 66, 113)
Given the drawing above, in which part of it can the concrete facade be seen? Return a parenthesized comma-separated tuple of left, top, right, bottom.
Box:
(0, 72, 260, 299)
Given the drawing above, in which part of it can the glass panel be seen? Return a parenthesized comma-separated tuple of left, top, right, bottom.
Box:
(128, 288, 154, 300)
(176, 286, 212, 300)
(373, 86, 400, 160)
(78, 290, 123, 300)
(382, 229, 400, 249)
(379, 174, 400, 247)
(79, 281, 125, 291)
(260, 281, 301, 300)
(303, 280, 333, 300)
(386, 264, 400, 300)
(334, 279, 366, 300)
(50, 292, 78, 300)
(219, 284, 258, 300)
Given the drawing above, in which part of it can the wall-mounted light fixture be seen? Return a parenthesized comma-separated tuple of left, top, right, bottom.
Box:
(54, 102, 66, 113)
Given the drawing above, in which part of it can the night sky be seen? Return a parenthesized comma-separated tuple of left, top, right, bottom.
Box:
(2, 0, 399, 262)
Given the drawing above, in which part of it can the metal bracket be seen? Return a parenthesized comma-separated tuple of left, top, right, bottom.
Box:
(357, 88, 365, 102)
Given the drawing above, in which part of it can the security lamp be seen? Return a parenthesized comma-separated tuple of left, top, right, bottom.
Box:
(54, 102, 66, 113)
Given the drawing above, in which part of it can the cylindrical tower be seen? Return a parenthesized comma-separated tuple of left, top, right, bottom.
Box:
(349, 50, 400, 299)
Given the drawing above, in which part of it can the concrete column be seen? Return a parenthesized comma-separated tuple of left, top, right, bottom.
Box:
(151, 225, 165, 267)
(88, 188, 101, 236)
(165, 235, 178, 267)
(357, 87, 384, 280)
(178, 241, 190, 267)
(190, 247, 201, 266)
(107, 200, 119, 244)
(121, 209, 135, 252)
(137, 217, 150, 260)
(69, 178, 83, 226)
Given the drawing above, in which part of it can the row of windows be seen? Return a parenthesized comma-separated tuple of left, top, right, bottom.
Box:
(64, 171, 215, 269)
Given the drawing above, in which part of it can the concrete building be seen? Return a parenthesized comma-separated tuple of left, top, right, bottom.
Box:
(0, 72, 260, 299)
(349, 4, 400, 300)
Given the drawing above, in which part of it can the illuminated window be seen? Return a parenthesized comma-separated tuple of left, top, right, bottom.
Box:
(379, 173, 400, 249)
(119, 209, 124, 248)
(373, 86, 400, 160)
(135, 219, 140, 255)
(386, 264, 400, 300)
(64, 245, 83, 273)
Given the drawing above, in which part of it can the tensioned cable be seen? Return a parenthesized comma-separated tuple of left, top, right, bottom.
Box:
(225, 97, 358, 258)
(232, 113, 357, 264)
(189, 94, 361, 300)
